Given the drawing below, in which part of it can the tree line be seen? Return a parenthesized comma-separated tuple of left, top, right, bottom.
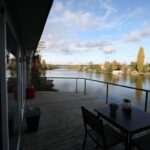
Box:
(66, 47, 150, 75)
(7, 46, 150, 75)
(7, 56, 56, 70)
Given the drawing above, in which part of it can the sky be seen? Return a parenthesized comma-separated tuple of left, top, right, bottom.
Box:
(40, 0, 150, 65)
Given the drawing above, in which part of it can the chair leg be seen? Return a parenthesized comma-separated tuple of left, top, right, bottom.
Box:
(82, 132, 87, 150)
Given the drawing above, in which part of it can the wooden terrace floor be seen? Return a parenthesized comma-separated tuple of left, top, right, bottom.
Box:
(20, 92, 124, 150)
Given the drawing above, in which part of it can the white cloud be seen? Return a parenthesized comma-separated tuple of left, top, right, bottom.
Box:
(127, 7, 143, 18)
(124, 28, 150, 42)
(54, 2, 64, 13)
(43, 34, 116, 54)
(63, 10, 98, 30)
(49, 1, 143, 31)
(76, 40, 116, 54)
(99, 0, 117, 21)
(101, 45, 116, 53)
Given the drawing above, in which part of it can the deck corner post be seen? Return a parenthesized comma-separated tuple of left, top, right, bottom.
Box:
(106, 83, 109, 104)
(144, 91, 149, 112)
(84, 78, 86, 95)
(75, 78, 78, 93)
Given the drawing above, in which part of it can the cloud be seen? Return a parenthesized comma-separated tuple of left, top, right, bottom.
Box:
(76, 40, 116, 54)
(43, 33, 116, 54)
(44, 0, 145, 44)
(124, 28, 150, 42)
(100, 45, 116, 54)
(99, 0, 117, 21)
(127, 7, 143, 18)
(53, 2, 64, 13)
(76, 41, 108, 48)
(63, 10, 98, 30)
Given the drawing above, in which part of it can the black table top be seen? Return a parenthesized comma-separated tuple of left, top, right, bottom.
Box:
(94, 105, 150, 134)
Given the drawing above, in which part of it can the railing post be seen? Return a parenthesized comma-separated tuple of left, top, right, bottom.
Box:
(84, 78, 86, 94)
(75, 78, 78, 93)
(144, 91, 149, 112)
(106, 83, 109, 104)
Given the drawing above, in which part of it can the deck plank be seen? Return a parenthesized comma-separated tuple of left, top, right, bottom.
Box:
(20, 92, 123, 150)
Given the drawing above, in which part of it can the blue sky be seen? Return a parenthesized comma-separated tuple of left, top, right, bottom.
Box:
(40, 0, 150, 65)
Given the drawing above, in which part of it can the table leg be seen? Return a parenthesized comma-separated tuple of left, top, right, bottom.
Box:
(125, 133, 128, 150)
(125, 133, 132, 150)
(128, 133, 132, 150)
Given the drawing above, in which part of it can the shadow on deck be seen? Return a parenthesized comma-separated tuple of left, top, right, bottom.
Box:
(20, 92, 123, 150)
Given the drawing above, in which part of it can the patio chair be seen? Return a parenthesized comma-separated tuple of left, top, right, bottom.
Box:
(132, 133, 150, 150)
(81, 106, 124, 150)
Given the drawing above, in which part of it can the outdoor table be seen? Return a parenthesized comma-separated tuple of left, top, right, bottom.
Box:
(94, 104, 150, 150)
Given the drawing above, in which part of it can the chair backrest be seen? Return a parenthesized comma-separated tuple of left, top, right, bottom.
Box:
(81, 106, 105, 137)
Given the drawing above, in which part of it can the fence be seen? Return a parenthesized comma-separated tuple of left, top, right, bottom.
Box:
(46, 77, 150, 112)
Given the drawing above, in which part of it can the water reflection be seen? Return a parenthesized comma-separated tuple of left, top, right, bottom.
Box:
(102, 73, 123, 84)
(135, 76, 143, 103)
(7, 69, 150, 110)
(45, 69, 150, 90)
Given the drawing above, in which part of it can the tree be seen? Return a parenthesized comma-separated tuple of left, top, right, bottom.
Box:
(31, 54, 55, 91)
(104, 61, 112, 73)
(137, 47, 145, 72)
(130, 62, 137, 71)
(7, 58, 16, 69)
(111, 60, 121, 70)
(41, 59, 47, 70)
(88, 61, 93, 70)
(26, 41, 45, 86)
(95, 65, 101, 73)
(120, 63, 128, 74)
(35, 41, 45, 55)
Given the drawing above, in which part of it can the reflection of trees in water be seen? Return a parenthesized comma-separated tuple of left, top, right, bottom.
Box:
(129, 75, 136, 84)
(102, 73, 119, 84)
(143, 76, 148, 90)
(102, 73, 145, 103)
(103, 73, 112, 83)
(111, 75, 120, 84)
(135, 76, 143, 103)
(89, 71, 93, 79)
(121, 74, 127, 81)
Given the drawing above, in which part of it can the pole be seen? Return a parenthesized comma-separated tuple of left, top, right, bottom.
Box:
(75, 78, 78, 93)
(106, 83, 109, 104)
(144, 91, 149, 112)
(84, 78, 86, 94)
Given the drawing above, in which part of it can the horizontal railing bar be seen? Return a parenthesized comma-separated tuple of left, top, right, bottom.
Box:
(46, 76, 150, 92)
(46, 77, 85, 80)
(7, 76, 150, 92)
(86, 78, 150, 92)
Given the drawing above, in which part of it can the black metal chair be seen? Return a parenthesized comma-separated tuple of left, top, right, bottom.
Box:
(81, 106, 124, 150)
(132, 133, 150, 150)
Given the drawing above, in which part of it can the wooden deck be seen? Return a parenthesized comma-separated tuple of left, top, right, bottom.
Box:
(20, 92, 123, 150)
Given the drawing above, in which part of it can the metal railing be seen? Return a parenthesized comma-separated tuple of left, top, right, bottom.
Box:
(46, 76, 150, 112)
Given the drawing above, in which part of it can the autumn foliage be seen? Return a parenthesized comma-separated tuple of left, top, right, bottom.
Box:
(137, 47, 145, 72)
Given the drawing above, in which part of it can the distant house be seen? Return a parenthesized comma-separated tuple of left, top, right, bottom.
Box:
(101, 65, 106, 71)
(112, 70, 123, 74)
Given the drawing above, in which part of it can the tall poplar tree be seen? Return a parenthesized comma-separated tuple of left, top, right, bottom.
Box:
(137, 47, 145, 72)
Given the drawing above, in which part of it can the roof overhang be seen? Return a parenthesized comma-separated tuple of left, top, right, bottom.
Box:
(2, 0, 54, 56)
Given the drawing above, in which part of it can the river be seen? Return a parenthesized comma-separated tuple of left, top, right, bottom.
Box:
(7, 69, 150, 111)
(46, 69, 150, 111)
